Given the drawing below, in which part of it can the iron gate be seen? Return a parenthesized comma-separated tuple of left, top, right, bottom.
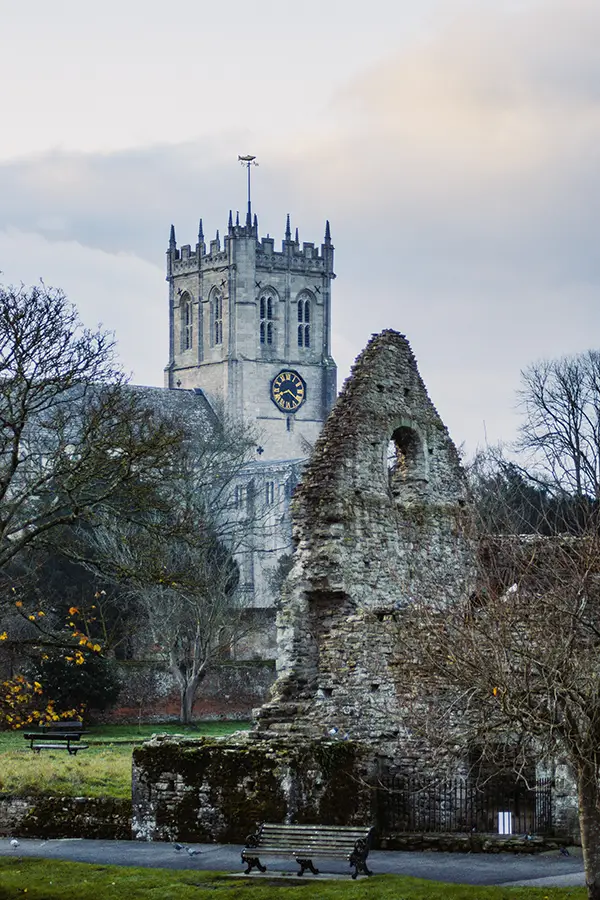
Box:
(377, 774, 553, 835)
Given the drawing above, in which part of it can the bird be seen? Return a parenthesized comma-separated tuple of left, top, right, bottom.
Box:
(559, 846, 570, 857)
(173, 843, 184, 852)
(186, 847, 202, 856)
(10, 839, 19, 849)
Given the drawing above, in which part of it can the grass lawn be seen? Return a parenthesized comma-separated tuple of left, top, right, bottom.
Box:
(0, 859, 587, 900)
(0, 721, 250, 798)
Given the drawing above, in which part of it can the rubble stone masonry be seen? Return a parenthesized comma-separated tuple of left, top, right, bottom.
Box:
(256, 330, 477, 764)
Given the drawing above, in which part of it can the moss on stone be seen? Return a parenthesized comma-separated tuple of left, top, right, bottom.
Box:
(133, 736, 371, 843)
(12, 795, 131, 839)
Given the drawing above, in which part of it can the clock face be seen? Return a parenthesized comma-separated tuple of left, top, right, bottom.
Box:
(271, 370, 306, 413)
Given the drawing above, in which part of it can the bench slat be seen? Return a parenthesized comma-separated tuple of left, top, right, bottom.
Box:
(257, 840, 365, 848)
(260, 832, 367, 839)
(30, 743, 89, 751)
(259, 836, 364, 842)
(242, 849, 354, 858)
(259, 831, 366, 837)
(256, 843, 360, 850)
(259, 836, 367, 844)
(261, 825, 367, 832)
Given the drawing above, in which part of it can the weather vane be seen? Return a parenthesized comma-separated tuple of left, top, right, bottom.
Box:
(238, 155, 258, 225)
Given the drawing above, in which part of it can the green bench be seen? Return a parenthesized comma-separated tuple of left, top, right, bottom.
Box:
(23, 721, 88, 755)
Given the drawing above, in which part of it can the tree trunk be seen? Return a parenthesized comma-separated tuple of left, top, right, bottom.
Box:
(578, 760, 600, 900)
(180, 681, 195, 725)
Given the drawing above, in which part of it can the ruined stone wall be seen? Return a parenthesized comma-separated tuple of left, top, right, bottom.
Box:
(256, 330, 477, 762)
(132, 734, 372, 843)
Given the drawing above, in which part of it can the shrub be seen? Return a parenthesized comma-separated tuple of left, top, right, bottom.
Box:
(35, 653, 122, 716)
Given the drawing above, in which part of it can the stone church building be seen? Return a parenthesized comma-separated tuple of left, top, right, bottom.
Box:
(162, 208, 338, 656)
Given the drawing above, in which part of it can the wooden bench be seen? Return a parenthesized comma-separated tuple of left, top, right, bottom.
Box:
(241, 823, 374, 878)
(23, 721, 88, 756)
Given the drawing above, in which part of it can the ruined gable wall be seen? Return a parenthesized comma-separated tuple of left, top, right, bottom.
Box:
(257, 331, 477, 750)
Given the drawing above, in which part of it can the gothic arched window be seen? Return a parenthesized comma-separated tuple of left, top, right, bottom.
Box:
(211, 290, 223, 346)
(297, 293, 311, 348)
(259, 290, 276, 346)
(180, 293, 193, 350)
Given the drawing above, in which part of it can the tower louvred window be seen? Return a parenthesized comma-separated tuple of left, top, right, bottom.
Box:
(181, 293, 193, 350)
(259, 291, 276, 346)
(211, 290, 223, 346)
(297, 294, 311, 348)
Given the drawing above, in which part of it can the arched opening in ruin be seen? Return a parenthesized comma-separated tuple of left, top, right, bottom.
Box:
(387, 426, 427, 496)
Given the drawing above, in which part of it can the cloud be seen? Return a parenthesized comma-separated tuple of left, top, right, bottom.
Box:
(287, 0, 600, 447)
(0, 139, 249, 262)
(1, 1, 600, 451)
(0, 229, 165, 387)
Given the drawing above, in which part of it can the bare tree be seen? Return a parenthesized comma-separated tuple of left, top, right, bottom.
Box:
(394, 529, 600, 899)
(467, 445, 589, 536)
(396, 349, 600, 900)
(518, 351, 600, 503)
(0, 282, 182, 581)
(80, 414, 265, 724)
(89, 517, 241, 724)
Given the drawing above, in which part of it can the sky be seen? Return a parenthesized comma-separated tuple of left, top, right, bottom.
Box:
(1, 0, 599, 453)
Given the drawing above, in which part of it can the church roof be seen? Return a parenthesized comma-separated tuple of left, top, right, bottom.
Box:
(128, 385, 217, 430)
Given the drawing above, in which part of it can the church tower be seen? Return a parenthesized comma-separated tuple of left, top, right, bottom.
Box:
(164, 209, 337, 460)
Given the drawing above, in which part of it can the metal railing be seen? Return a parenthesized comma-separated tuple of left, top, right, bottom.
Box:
(377, 774, 553, 835)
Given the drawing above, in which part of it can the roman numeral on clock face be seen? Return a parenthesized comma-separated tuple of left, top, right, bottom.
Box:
(271, 370, 306, 413)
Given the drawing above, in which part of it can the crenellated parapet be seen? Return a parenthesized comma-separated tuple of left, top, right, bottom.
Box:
(166, 215, 334, 279)
(256, 236, 333, 275)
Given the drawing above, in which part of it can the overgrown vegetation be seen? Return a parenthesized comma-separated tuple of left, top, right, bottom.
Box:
(0, 860, 587, 900)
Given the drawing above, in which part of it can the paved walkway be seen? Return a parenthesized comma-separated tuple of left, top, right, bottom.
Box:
(0, 838, 586, 887)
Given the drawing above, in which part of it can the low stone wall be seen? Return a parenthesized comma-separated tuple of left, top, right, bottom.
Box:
(0, 795, 131, 839)
(132, 735, 372, 844)
(380, 833, 572, 853)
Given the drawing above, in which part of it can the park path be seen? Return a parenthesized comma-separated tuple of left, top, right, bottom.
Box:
(0, 838, 586, 887)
